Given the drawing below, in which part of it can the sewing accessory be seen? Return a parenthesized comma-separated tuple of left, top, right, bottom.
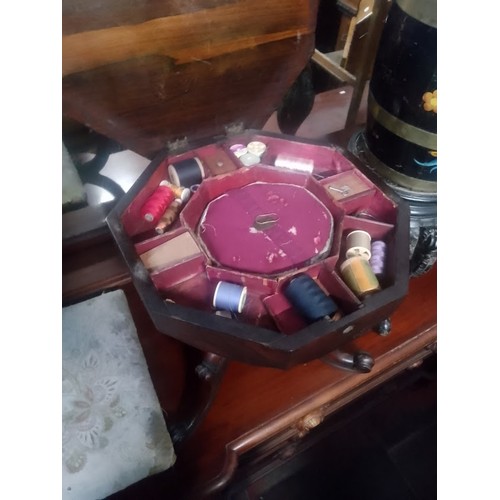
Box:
(284, 274, 338, 323)
(246, 141, 267, 157)
(159, 180, 190, 203)
(140, 184, 175, 223)
(345, 230, 372, 260)
(239, 152, 261, 166)
(253, 213, 279, 231)
(154, 199, 183, 234)
(328, 185, 351, 197)
(353, 210, 378, 221)
(370, 240, 387, 276)
(212, 281, 248, 314)
(274, 153, 314, 174)
(340, 256, 381, 298)
(229, 144, 248, 158)
(190, 184, 200, 194)
(168, 157, 205, 188)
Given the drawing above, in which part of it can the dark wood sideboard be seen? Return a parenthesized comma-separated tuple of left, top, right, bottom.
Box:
(63, 211, 436, 500)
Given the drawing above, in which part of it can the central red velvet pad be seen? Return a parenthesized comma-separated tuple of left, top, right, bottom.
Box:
(198, 182, 334, 275)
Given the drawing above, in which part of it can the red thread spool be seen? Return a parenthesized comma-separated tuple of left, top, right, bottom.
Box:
(140, 185, 175, 223)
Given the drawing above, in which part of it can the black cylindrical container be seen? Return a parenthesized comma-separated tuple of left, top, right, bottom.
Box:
(353, 0, 437, 276)
(364, 0, 437, 197)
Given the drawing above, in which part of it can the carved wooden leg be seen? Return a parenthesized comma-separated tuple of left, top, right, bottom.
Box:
(169, 350, 228, 447)
(322, 349, 374, 373)
(276, 63, 315, 136)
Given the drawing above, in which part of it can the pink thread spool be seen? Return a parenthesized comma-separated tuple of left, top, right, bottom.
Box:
(140, 185, 175, 223)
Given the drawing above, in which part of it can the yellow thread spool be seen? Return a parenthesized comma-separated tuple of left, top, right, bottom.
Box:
(340, 256, 381, 298)
(155, 199, 183, 234)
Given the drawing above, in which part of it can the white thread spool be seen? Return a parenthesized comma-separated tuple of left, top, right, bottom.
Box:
(345, 230, 372, 260)
(246, 141, 267, 157)
(239, 152, 260, 166)
(274, 153, 314, 173)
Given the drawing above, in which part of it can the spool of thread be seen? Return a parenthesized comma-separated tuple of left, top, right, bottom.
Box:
(159, 180, 190, 203)
(370, 240, 387, 276)
(230, 144, 248, 158)
(168, 157, 205, 188)
(340, 256, 381, 298)
(246, 141, 267, 157)
(345, 230, 372, 260)
(154, 199, 183, 234)
(140, 185, 175, 223)
(284, 274, 338, 323)
(238, 152, 260, 167)
(212, 281, 247, 314)
(274, 154, 314, 174)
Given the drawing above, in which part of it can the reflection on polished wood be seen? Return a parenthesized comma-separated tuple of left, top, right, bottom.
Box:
(62, 0, 319, 158)
(62, 96, 437, 497)
(174, 270, 436, 498)
(103, 266, 436, 499)
(63, 222, 436, 499)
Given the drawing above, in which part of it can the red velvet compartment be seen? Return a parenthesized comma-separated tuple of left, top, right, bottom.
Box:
(320, 170, 376, 202)
(247, 134, 358, 175)
(118, 132, 401, 337)
(193, 144, 239, 176)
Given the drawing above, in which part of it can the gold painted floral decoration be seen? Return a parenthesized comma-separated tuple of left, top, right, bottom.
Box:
(422, 90, 437, 113)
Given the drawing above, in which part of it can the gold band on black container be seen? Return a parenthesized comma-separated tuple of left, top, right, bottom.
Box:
(364, 146, 437, 193)
(368, 92, 437, 151)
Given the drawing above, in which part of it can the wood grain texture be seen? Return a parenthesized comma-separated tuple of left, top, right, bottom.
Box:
(168, 266, 437, 499)
(62, 0, 319, 157)
(102, 266, 436, 500)
(62, 0, 238, 35)
(63, 0, 314, 75)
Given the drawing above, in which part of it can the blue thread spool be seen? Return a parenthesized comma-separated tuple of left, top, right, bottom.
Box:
(284, 274, 338, 323)
(213, 281, 247, 314)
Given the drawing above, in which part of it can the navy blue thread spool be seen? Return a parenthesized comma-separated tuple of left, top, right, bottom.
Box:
(212, 281, 247, 314)
(284, 274, 338, 323)
(168, 157, 205, 189)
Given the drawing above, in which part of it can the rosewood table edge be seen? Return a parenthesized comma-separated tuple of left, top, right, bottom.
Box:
(196, 323, 437, 496)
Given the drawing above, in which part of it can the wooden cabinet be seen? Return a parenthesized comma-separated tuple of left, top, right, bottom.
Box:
(63, 127, 436, 500)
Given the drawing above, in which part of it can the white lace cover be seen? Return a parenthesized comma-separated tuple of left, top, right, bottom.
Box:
(62, 290, 175, 500)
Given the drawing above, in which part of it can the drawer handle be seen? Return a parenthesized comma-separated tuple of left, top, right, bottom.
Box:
(296, 410, 324, 437)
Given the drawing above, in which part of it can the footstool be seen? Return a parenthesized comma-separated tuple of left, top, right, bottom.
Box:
(62, 289, 175, 499)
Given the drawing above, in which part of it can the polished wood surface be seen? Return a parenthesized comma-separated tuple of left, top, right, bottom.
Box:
(63, 206, 436, 500)
(62, 95, 436, 498)
(62, 0, 319, 158)
(104, 265, 436, 499)
(172, 266, 436, 498)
